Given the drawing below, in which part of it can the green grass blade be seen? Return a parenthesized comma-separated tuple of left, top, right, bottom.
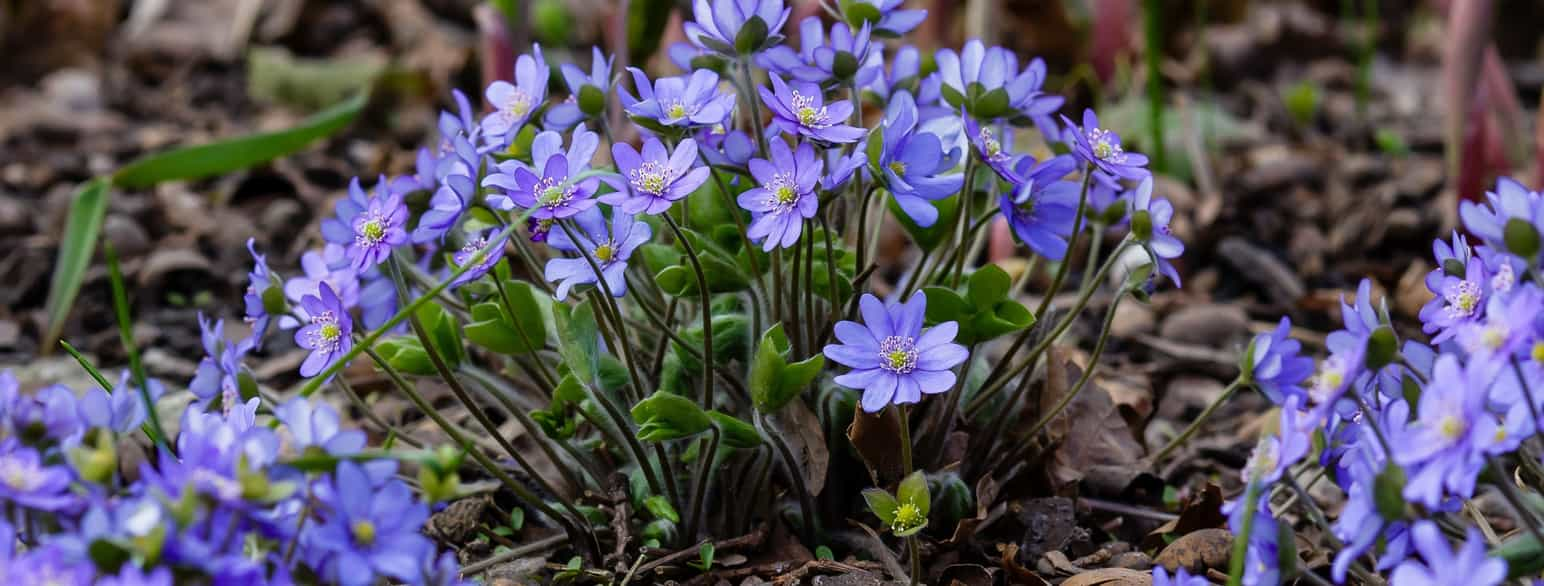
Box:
(105, 242, 170, 451)
(59, 340, 114, 391)
(40, 178, 111, 354)
(112, 91, 367, 188)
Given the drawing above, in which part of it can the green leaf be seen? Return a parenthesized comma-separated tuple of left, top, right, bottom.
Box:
(631, 391, 711, 442)
(707, 411, 763, 449)
(1373, 462, 1408, 521)
(778, 354, 825, 402)
(375, 337, 436, 376)
(642, 495, 679, 523)
(554, 301, 601, 385)
(922, 287, 969, 325)
(862, 488, 899, 525)
(841, 0, 882, 27)
(966, 264, 1011, 308)
(113, 92, 367, 188)
(465, 302, 525, 354)
(733, 16, 769, 54)
(466, 280, 548, 355)
(897, 470, 931, 517)
(627, 0, 673, 61)
(689, 542, 716, 572)
(416, 303, 463, 368)
(105, 242, 168, 449)
(1495, 532, 1544, 578)
(815, 545, 834, 561)
(41, 178, 110, 353)
(749, 326, 790, 412)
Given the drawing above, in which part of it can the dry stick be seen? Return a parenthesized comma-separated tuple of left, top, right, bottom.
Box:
(363, 345, 596, 561)
(386, 258, 587, 505)
(460, 533, 570, 577)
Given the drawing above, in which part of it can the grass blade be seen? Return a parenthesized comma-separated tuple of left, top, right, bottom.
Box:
(40, 178, 111, 354)
(112, 91, 367, 188)
(59, 340, 114, 391)
(105, 242, 171, 451)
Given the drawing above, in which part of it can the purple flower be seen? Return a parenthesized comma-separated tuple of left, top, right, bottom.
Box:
(100, 565, 174, 586)
(451, 228, 510, 287)
(1085, 170, 1129, 224)
(1151, 566, 1208, 586)
(760, 74, 866, 144)
(411, 171, 474, 245)
(321, 176, 387, 247)
(823, 294, 968, 412)
(602, 138, 712, 215)
(1455, 283, 1540, 361)
(1460, 176, 1544, 262)
(1249, 317, 1315, 404)
(1128, 176, 1183, 286)
(1393, 354, 1497, 506)
(820, 148, 866, 192)
(1419, 253, 1489, 343)
(1061, 109, 1150, 180)
(1389, 522, 1506, 586)
(528, 217, 555, 243)
(295, 282, 353, 379)
(936, 41, 1062, 124)
(4, 546, 95, 584)
(0, 439, 77, 511)
(846, 0, 926, 36)
(0, 377, 80, 441)
(998, 157, 1080, 260)
(546, 46, 614, 129)
(189, 314, 251, 410)
(242, 238, 278, 347)
(346, 190, 409, 271)
(865, 46, 947, 120)
(965, 116, 1021, 182)
(275, 397, 366, 456)
(875, 92, 963, 227)
(739, 139, 823, 250)
(621, 68, 736, 130)
(697, 121, 757, 169)
(312, 461, 433, 586)
(684, 0, 790, 56)
(481, 45, 549, 140)
(484, 128, 602, 219)
(78, 372, 152, 434)
(1242, 396, 1310, 485)
(545, 208, 652, 300)
(284, 246, 360, 322)
(759, 17, 877, 86)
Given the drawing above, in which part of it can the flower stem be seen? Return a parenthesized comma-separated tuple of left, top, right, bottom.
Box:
(1226, 482, 1259, 586)
(739, 58, 769, 156)
(757, 411, 817, 544)
(1152, 378, 1245, 463)
(1031, 169, 1095, 319)
(897, 403, 920, 586)
(950, 155, 978, 288)
(683, 425, 722, 541)
(661, 213, 716, 409)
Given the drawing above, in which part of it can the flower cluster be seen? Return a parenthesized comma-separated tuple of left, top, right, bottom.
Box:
(1215, 176, 1544, 584)
(0, 369, 464, 584)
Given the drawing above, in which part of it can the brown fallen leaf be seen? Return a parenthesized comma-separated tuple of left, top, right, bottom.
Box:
(1060, 567, 1151, 586)
(847, 406, 904, 486)
(1040, 354, 1147, 492)
(1153, 527, 1234, 573)
(769, 400, 830, 496)
(1141, 483, 1227, 550)
(995, 543, 1051, 586)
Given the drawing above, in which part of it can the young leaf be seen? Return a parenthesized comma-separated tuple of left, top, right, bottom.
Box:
(642, 495, 679, 523)
(554, 301, 600, 385)
(861, 488, 899, 525)
(41, 178, 110, 354)
(112, 92, 368, 188)
(966, 264, 1011, 308)
(707, 411, 763, 449)
(896, 470, 931, 518)
(631, 391, 712, 442)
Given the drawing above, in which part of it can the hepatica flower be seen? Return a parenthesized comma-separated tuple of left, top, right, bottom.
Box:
(936, 41, 1060, 123)
(0, 439, 76, 511)
(1394, 355, 1510, 506)
(313, 461, 433, 586)
(965, 115, 1020, 181)
(285, 246, 359, 323)
(740, 139, 823, 250)
(1151, 567, 1209, 586)
(295, 282, 353, 378)
(760, 74, 866, 144)
(1389, 522, 1506, 586)
(845, 0, 926, 36)
(1459, 176, 1544, 263)
(1128, 176, 1183, 287)
(603, 138, 711, 215)
(546, 46, 614, 129)
(242, 238, 278, 347)
(684, 0, 789, 56)
(824, 294, 968, 412)
(1249, 317, 1314, 404)
(546, 208, 651, 300)
(346, 190, 409, 271)
(621, 68, 736, 130)
(759, 17, 876, 86)
(451, 228, 510, 287)
(411, 171, 474, 245)
(189, 314, 252, 410)
(1062, 109, 1149, 180)
(484, 128, 602, 219)
(875, 92, 963, 227)
(998, 156, 1079, 260)
(481, 45, 549, 140)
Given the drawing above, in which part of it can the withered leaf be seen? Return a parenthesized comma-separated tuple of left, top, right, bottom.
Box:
(1153, 527, 1234, 573)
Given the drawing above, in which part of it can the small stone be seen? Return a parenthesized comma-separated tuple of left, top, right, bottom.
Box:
(0, 320, 19, 350)
(1159, 376, 1226, 420)
(102, 215, 151, 257)
(0, 196, 27, 232)
(1111, 301, 1156, 338)
(1159, 303, 1249, 347)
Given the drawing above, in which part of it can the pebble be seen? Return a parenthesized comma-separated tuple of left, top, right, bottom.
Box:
(1159, 303, 1250, 347)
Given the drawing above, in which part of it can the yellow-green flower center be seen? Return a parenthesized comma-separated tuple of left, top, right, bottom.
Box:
(629, 161, 671, 195)
(1085, 127, 1124, 163)
(774, 185, 798, 205)
(888, 161, 907, 176)
(594, 242, 616, 263)
(502, 89, 533, 118)
(320, 323, 341, 343)
(352, 520, 377, 545)
(892, 501, 925, 532)
(877, 335, 919, 374)
(791, 92, 828, 127)
(1439, 415, 1466, 441)
(1532, 341, 1544, 364)
(357, 219, 386, 246)
(668, 102, 690, 120)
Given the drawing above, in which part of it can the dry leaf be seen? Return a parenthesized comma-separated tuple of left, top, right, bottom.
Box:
(1153, 527, 1234, 573)
(847, 406, 904, 486)
(769, 401, 829, 496)
(1060, 567, 1151, 586)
